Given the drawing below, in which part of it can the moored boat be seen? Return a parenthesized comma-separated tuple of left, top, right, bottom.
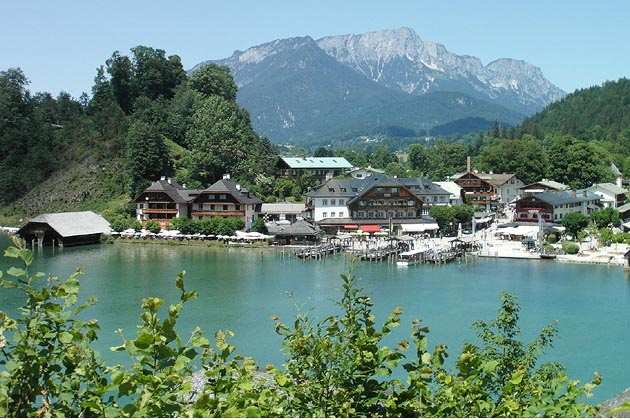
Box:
(397, 248, 425, 266)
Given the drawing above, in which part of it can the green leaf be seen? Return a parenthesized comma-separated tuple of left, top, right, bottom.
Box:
(58, 331, 73, 344)
(6, 267, 26, 278)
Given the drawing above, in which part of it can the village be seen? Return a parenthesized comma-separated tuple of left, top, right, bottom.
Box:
(5, 155, 630, 269)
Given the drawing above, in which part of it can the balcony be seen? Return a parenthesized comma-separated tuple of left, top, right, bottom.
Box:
(191, 210, 245, 218)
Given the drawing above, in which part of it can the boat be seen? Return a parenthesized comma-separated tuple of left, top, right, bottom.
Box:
(396, 248, 425, 266)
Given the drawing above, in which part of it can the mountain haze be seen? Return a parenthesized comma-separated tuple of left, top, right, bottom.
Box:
(193, 28, 564, 145)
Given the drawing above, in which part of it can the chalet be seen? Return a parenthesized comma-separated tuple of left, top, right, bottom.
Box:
(586, 183, 628, 209)
(276, 157, 353, 182)
(18, 211, 111, 247)
(306, 174, 439, 235)
(190, 175, 262, 230)
(451, 171, 524, 208)
(133, 177, 199, 224)
(514, 189, 601, 223)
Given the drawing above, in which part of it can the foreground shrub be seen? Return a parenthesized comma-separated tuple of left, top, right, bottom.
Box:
(0, 237, 601, 417)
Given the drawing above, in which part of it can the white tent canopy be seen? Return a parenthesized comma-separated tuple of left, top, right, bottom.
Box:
(400, 223, 439, 233)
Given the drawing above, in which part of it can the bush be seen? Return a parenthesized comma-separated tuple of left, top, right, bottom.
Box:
(144, 219, 161, 234)
(562, 241, 581, 254)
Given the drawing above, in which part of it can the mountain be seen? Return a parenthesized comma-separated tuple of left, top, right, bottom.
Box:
(317, 28, 565, 115)
(193, 28, 563, 145)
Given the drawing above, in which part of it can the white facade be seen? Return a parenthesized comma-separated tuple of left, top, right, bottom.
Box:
(495, 176, 525, 204)
(312, 196, 351, 222)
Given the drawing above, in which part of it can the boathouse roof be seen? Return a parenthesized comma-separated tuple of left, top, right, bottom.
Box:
(19, 211, 111, 238)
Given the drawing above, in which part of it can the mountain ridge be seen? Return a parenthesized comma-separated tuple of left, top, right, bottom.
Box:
(192, 28, 562, 145)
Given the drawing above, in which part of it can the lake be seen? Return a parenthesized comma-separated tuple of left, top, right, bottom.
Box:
(1, 233, 629, 403)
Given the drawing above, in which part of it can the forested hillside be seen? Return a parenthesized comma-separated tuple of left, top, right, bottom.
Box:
(0, 47, 279, 224)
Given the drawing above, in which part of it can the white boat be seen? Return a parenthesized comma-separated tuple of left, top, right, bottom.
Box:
(396, 248, 425, 266)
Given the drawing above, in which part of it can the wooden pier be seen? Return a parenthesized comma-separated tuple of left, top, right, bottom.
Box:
(295, 243, 344, 259)
(294, 241, 466, 265)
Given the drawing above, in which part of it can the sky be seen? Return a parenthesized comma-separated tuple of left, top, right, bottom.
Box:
(2, 0, 629, 98)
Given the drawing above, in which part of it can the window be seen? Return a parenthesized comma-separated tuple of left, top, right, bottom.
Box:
(223, 205, 228, 211)
(329, 187, 335, 192)
(208, 194, 215, 200)
(340, 188, 347, 192)
(331, 199, 336, 206)
(322, 199, 328, 206)
(219, 194, 227, 200)
(331, 212, 336, 218)
(391, 187, 399, 194)
(235, 204, 240, 211)
(323, 212, 328, 218)
(375, 187, 384, 195)
(339, 212, 344, 218)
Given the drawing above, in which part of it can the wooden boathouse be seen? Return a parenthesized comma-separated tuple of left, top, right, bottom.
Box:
(18, 211, 111, 247)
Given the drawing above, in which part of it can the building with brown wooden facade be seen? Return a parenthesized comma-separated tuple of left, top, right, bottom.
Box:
(190, 175, 262, 229)
(133, 177, 200, 225)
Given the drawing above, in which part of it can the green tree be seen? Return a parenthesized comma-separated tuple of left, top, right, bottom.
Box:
(407, 144, 430, 174)
(369, 145, 397, 169)
(561, 212, 590, 238)
(590, 207, 621, 229)
(428, 205, 456, 232)
(189, 64, 237, 102)
(126, 119, 172, 195)
(250, 218, 268, 234)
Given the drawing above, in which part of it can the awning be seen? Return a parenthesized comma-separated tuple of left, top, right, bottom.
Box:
(343, 224, 359, 229)
(360, 225, 381, 233)
(401, 223, 440, 232)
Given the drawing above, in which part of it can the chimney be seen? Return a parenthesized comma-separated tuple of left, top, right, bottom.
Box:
(572, 190, 576, 197)
(326, 172, 334, 181)
(160, 176, 166, 181)
(223, 174, 230, 180)
(467, 156, 471, 172)
(167, 177, 172, 184)
(236, 184, 241, 191)
(583, 190, 587, 198)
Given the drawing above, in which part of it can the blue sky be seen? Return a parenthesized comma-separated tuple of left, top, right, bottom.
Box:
(2, 0, 628, 98)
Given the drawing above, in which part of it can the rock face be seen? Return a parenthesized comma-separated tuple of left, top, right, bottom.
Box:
(316, 27, 565, 115)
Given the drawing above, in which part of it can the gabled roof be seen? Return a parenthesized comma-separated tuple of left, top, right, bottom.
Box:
(587, 183, 628, 196)
(529, 190, 600, 206)
(20, 211, 111, 237)
(399, 178, 450, 196)
(279, 157, 353, 169)
(521, 180, 569, 191)
(200, 178, 262, 205)
(306, 177, 373, 198)
(261, 203, 307, 214)
(267, 220, 322, 236)
(485, 173, 520, 186)
(452, 171, 520, 187)
(137, 179, 199, 203)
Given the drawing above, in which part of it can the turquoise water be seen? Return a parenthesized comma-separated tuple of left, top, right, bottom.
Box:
(1, 234, 629, 403)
